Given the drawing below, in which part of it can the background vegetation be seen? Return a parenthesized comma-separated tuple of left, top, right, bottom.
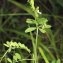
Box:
(0, 0, 63, 63)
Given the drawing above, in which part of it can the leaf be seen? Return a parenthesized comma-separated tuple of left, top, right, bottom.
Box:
(18, 42, 30, 53)
(36, 7, 42, 14)
(13, 42, 19, 48)
(40, 43, 55, 60)
(42, 24, 51, 29)
(15, 53, 21, 60)
(37, 18, 48, 25)
(13, 53, 21, 61)
(39, 24, 51, 33)
(7, 41, 10, 46)
(7, 58, 12, 63)
(39, 28, 46, 33)
(4, 41, 11, 47)
(4, 41, 30, 53)
(26, 19, 33, 24)
(38, 47, 49, 63)
(26, 19, 36, 24)
(25, 27, 36, 33)
(13, 55, 17, 62)
(4, 44, 9, 47)
(28, 0, 35, 10)
(45, 25, 51, 28)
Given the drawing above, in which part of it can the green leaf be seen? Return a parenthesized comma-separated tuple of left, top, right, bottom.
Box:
(25, 27, 36, 33)
(38, 47, 49, 63)
(18, 42, 30, 53)
(7, 41, 10, 46)
(40, 43, 55, 60)
(4, 44, 9, 47)
(44, 25, 51, 28)
(7, 58, 12, 63)
(4, 41, 11, 47)
(4, 41, 30, 53)
(36, 7, 42, 14)
(42, 24, 51, 29)
(26, 19, 36, 24)
(13, 42, 19, 48)
(37, 18, 48, 25)
(28, 0, 35, 10)
(39, 28, 46, 33)
(13, 53, 21, 61)
(13, 55, 17, 62)
(15, 53, 21, 60)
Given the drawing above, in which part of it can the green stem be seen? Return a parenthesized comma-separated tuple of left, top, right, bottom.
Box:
(30, 32, 35, 63)
(30, 26, 39, 63)
(36, 27, 38, 48)
(38, 47, 49, 63)
(0, 48, 11, 63)
(35, 26, 39, 63)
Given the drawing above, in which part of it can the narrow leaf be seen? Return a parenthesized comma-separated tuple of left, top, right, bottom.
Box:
(38, 47, 49, 63)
